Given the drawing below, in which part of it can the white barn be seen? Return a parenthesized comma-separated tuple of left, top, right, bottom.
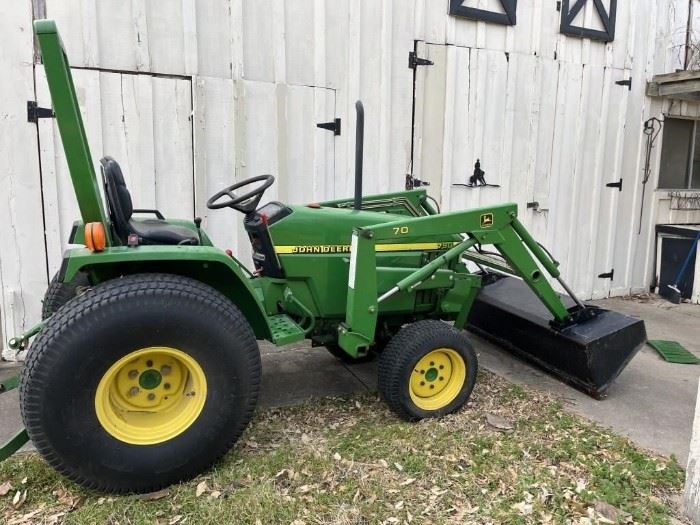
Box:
(1, 0, 700, 356)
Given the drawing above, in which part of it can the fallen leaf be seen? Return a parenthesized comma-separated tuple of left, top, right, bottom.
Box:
(12, 489, 27, 509)
(511, 501, 533, 515)
(8, 507, 44, 525)
(486, 413, 513, 431)
(595, 501, 622, 522)
(46, 511, 66, 525)
(169, 515, 183, 525)
(196, 481, 208, 497)
(333, 452, 341, 461)
(400, 478, 416, 486)
(209, 490, 221, 499)
(393, 462, 404, 471)
(137, 489, 170, 501)
(20, 477, 27, 485)
(0, 481, 12, 496)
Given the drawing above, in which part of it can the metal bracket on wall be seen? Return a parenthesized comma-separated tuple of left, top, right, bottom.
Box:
(560, 0, 617, 42)
(27, 100, 55, 123)
(598, 269, 615, 280)
(615, 78, 632, 90)
(316, 118, 341, 136)
(606, 179, 623, 191)
(408, 51, 433, 69)
(449, 0, 517, 26)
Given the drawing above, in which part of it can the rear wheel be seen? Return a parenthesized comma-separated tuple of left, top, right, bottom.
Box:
(21, 273, 260, 493)
(378, 320, 477, 421)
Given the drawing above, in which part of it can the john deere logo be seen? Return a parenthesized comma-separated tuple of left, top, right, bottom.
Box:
(480, 213, 494, 228)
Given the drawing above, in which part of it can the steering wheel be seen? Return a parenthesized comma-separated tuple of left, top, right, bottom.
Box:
(206, 175, 275, 214)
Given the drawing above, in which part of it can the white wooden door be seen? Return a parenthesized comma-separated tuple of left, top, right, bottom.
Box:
(411, 41, 634, 300)
(36, 69, 337, 276)
(35, 69, 195, 276)
(192, 78, 337, 268)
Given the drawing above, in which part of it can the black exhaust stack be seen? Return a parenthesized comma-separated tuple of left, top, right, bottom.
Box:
(354, 100, 364, 211)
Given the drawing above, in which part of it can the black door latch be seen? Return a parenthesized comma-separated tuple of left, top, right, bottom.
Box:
(408, 51, 434, 69)
(316, 118, 341, 136)
(598, 269, 615, 280)
(606, 179, 623, 191)
(27, 101, 55, 123)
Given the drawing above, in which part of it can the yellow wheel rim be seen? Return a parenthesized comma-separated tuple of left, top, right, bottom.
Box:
(95, 347, 207, 445)
(409, 348, 467, 411)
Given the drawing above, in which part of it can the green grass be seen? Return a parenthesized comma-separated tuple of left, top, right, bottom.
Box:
(0, 371, 685, 524)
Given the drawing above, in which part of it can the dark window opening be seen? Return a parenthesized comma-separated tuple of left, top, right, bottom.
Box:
(448, 0, 517, 26)
(659, 118, 700, 190)
(560, 0, 617, 42)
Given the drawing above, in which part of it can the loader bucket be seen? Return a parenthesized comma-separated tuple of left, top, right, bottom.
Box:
(466, 276, 646, 398)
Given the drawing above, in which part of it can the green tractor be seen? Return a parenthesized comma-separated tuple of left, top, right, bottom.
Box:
(0, 20, 646, 493)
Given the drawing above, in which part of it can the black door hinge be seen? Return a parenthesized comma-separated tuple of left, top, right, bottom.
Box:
(409, 51, 434, 69)
(606, 179, 623, 191)
(615, 78, 632, 90)
(556, 1, 561, 11)
(27, 101, 54, 123)
(598, 269, 614, 280)
(316, 118, 341, 136)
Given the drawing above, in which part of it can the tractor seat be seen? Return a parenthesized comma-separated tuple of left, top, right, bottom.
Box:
(100, 157, 199, 246)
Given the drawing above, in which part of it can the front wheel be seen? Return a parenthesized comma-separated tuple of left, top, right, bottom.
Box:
(21, 273, 261, 493)
(378, 320, 478, 421)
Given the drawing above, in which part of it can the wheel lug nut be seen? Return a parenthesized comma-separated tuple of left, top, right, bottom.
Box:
(439, 365, 444, 369)
(420, 370, 425, 374)
(147, 393, 156, 401)
(163, 383, 171, 390)
(430, 385, 435, 389)
(160, 365, 172, 376)
(420, 381, 425, 386)
(429, 361, 435, 366)
(128, 370, 138, 379)
(146, 360, 153, 368)
(439, 376, 444, 381)
(128, 387, 139, 397)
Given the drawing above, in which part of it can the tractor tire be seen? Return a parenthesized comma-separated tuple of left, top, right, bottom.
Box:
(378, 320, 477, 421)
(41, 271, 90, 319)
(21, 273, 261, 493)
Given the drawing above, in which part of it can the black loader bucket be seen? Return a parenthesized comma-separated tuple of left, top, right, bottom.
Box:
(467, 276, 647, 398)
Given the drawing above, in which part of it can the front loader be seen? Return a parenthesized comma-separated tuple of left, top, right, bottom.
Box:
(0, 20, 646, 493)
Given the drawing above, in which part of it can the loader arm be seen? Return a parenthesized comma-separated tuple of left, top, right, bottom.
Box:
(338, 203, 576, 356)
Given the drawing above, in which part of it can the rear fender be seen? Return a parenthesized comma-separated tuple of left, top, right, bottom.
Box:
(60, 246, 271, 340)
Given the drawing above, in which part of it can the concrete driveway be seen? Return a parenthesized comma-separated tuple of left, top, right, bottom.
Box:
(1, 295, 698, 465)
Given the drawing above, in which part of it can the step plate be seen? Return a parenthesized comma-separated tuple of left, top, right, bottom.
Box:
(467, 276, 647, 398)
(269, 314, 306, 346)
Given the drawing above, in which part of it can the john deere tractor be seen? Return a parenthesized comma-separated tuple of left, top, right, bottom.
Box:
(0, 21, 646, 493)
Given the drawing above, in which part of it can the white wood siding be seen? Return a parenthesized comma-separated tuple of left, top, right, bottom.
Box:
(2, 0, 700, 356)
